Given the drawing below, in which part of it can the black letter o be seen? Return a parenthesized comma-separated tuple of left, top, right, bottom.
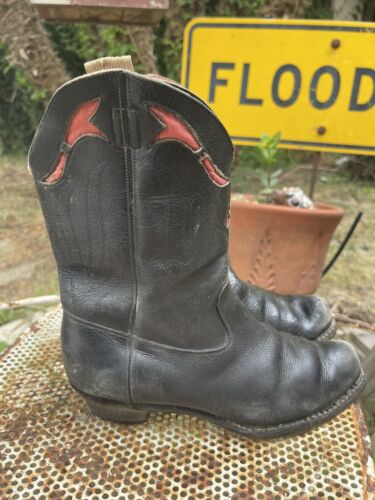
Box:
(272, 64, 301, 107)
(310, 66, 340, 109)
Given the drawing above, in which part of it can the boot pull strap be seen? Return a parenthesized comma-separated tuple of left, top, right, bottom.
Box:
(84, 56, 134, 74)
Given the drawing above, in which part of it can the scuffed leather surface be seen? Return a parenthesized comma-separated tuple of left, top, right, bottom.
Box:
(29, 72, 135, 333)
(126, 72, 232, 349)
(132, 284, 360, 425)
(29, 72, 121, 182)
(62, 312, 131, 404)
(147, 75, 334, 342)
(229, 268, 333, 340)
(29, 70, 363, 429)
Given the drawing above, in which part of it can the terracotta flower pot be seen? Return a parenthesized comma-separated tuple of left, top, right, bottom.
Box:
(229, 194, 344, 295)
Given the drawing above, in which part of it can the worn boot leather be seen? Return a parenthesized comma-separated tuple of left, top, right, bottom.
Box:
(28, 68, 365, 438)
(229, 269, 336, 340)
(151, 75, 337, 342)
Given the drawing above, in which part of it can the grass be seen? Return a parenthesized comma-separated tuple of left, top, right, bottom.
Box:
(318, 176, 375, 315)
(0, 154, 58, 303)
(0, 309, 27, 326)
(0, 340, 8, 353)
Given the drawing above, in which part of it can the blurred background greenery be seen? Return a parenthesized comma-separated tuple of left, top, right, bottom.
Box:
(1, 0, 374, 155)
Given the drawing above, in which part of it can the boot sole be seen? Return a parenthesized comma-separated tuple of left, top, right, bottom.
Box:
(317, 318, 337, 341)
(76, 370, 365, 439)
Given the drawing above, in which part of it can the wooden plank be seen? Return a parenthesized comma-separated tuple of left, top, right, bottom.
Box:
(31, 0, 169, 24)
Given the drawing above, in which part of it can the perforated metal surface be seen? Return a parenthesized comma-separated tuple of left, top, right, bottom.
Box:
(1, 309, 374, 499)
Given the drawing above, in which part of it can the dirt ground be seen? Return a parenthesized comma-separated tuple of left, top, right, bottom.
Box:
(0, 154, 374, 324)
(0, 154, 58, 304)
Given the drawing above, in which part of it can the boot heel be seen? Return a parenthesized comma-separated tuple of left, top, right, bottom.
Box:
(85, 397, 149, 424)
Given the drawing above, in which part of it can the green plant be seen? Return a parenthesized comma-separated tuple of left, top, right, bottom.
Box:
(46, 23, 138, 76)
(154, 0, 263, 81)
(0, 341, 8, 353)
(0, 45, 45, 154)
(254, 133, 283, 194)
(0, 0, 337, 152)
(0, 309, 25, 326)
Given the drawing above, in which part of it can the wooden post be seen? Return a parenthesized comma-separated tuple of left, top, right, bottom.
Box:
(30, 0, 168, 24)
(308, 151, 321, 201)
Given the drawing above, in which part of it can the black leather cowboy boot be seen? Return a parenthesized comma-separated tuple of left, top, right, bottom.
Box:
(151, 74, 337, 342)
(28, 64, 365, 438)
(229, 269, 336, 340)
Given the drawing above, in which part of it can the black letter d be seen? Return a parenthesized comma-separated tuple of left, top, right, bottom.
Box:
(350, 68, 375, 111)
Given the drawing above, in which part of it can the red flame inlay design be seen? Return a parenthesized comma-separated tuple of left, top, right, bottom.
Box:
(149, 105, 229, 188)
(44, 98, 107, 184)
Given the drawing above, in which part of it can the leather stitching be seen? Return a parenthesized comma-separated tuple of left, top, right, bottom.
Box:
(318, 319, 337, 340)
(62, 280, 232, 355)
(118, 73, 139, 405)
(76, 371, 365, 435)
(42, 97, 107, 184)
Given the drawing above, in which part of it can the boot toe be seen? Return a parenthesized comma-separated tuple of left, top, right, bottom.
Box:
(320, 339, 362, 404)
(307, 295, 333, 339)
(289, 294, 333, 340)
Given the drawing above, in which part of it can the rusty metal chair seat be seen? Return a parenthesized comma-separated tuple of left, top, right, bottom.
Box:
(1, 309, 374, 499)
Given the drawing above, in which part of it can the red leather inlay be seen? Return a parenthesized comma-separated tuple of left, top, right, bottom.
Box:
(201, 157, 229, 187)
(66, 98, 107, 146)
(44, 153, 67, 184)
(149, 104, 229, 188)
(44, 98, 107, 184)
(150, 105, 200, 152)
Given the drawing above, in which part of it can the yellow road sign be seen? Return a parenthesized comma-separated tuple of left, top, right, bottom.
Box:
(181, 18, 375, 155)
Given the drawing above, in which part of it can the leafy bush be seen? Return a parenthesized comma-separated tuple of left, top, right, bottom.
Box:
(0, 0, 355, 154)
(155, 0, 262, 80)
(343, 156, 375, 182)
(0, 23, 138, 154)
(46, 23, 137, 77)
(0, 45, 45, 154)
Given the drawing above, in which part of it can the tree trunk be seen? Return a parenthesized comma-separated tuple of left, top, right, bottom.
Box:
(259, 0, 312, 18)
(332, 0, 364, 20)
(127, 25, 158, 75)
(0, 0, 69, 96)
(362, 0, 375, 20)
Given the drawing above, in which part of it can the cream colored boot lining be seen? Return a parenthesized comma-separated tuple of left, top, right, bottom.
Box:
(84, 56, 134, 74)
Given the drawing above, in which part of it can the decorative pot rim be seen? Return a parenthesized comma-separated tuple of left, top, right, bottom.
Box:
(231, 194, 344, 218)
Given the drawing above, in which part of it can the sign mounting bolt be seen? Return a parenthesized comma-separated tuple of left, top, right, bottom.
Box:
(317, 126, 326, 135)
(331, 39, 341, 49)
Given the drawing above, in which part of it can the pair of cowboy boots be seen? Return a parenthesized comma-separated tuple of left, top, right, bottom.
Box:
(28, 57, 365, 438)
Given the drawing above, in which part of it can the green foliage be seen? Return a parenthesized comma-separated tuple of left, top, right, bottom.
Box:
(0, 0, 339, 152)
(0, 0, 265, 152)
(46, 23, 138, 76)
(154, 16, 180, 80)
(209, 0, 263, 16)
(343, 155, 375, 182)
(0, 341, 8, 353)
(257, 132, 281, 166)
(233, 137, 292, 193)
(154, 1, 201, 80)
(154, 0, 262, 81)
(0, 45, 45, 154)
(304, 0, 333, 19)
(253, 133, 284, 192)
(0, 23, 138, 153)
(0, 309, 25, 326)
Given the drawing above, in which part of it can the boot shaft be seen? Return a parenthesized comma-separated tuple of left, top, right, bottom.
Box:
(29, 69, 233, 348)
